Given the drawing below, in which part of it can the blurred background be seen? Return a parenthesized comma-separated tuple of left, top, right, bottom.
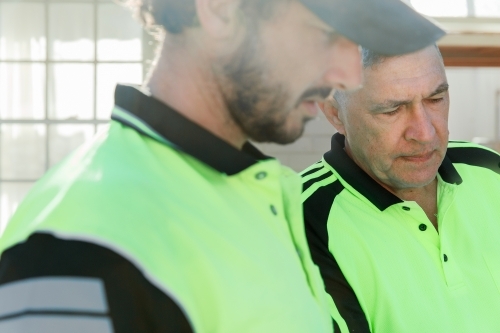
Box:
(1, 0, 500, 229)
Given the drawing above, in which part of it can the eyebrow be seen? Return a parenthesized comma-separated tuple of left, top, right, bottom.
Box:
(369, 82, 449, 113)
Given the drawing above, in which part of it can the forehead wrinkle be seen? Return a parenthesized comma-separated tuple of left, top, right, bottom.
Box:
(364, 69, 446, 109)
(364, 50, 445, 89)
(381, 68, 444, 89)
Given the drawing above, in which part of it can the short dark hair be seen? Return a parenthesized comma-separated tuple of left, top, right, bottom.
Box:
(122, 0, 285, 35)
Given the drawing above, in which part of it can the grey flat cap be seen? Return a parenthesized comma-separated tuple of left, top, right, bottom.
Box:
(300, 0, 445, 55)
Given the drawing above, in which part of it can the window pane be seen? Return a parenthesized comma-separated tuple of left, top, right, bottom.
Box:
(0, 182, 34, 234)
(411, 0, 468, 16)
(0, 63, 45, 119)
(0, 3, 46, 60)
(48, 64, 94, 119)
(49, 125, 94, 168)
(0, 125, 46, 180)
(475, 0, 500, 17)
(97, 3, 142, 61)
(49, 0, 94, 3)
(49, 3, 95, 61)
(96, 64, 142, 119)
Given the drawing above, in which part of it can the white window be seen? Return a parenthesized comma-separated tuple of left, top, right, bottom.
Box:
(0, 0, 149, 231)
(411, 0, 500, 17)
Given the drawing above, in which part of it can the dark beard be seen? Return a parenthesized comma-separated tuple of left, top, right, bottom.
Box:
(217, 24, 303, 144)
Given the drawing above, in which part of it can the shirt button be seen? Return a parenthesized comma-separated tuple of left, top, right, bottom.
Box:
(419, 224, 427, 231)
(402, 206, 410, 211)
(443, 254, 448, 262)
(270, 205, 278, 216)
(255, 171, 267, 180)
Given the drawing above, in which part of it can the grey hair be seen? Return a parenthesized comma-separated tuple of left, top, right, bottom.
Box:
(361, 43, 442, 69)
(334, 44, 443, 106)
(361, 47, 387, 68)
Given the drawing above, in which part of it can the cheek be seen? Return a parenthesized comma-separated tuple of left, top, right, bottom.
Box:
(431, 109, 450, 143)
(349, 119, 388, 151)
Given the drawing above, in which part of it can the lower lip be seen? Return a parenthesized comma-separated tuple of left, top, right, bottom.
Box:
(301, 101, 318, 117)
(402, 152, 434, 163)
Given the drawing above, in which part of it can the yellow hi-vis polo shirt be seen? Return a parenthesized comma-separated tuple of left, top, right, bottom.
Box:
(0, 85, 333, 333)
(301, 133, 500, 333)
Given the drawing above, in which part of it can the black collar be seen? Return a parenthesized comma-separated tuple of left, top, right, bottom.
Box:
(324, 133, 462, 211)
(112, 84, 271, 175)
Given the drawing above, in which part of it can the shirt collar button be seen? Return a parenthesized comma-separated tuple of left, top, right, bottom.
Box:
(255, 171, 267, 180)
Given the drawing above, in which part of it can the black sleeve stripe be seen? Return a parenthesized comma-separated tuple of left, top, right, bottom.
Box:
(0, 233, 194, 333)
(447, 146, 500, 175)
(301, 165, 325, 178)
(303, 171, 334, 193)
(304, 181, 371, 333)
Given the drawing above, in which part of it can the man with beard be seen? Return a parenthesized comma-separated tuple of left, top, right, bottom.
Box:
(302, 45, 500, 332)
(0, 0, 443, 332)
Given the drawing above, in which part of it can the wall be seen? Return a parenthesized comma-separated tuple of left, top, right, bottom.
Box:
(446, 67, 500, 143)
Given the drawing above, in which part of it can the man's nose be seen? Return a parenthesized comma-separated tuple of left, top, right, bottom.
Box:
(323, 37, 363, 92)
(405, 104, 436, 143)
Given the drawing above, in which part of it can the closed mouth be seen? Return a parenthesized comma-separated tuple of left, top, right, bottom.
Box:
(401, 151, 435, 162)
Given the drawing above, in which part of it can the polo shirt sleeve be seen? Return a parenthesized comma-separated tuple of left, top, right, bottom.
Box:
(0, 233, 193, 333)
(303, 183, 371, 333)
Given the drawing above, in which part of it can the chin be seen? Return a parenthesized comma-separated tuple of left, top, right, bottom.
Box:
(402, 175, 437, 188)
(249, 118, 306, 144)
(251, 129, 302, 145)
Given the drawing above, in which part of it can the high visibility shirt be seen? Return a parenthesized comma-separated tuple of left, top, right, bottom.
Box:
(0, 85, 333, 333)
(301, 132, 500, 333)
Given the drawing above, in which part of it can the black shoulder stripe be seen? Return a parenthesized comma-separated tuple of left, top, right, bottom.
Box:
(303, 171, 334, 193)
(333, 318, 341, 333)
(303, 181, 370, 333)
(301, 165, 325, 178)
(0, 233, 194, 333)
(303, 180, 344, 249)
(438, 156, 462, 185)
(449, 140, 470, 144)
(446, 147, 500, 175)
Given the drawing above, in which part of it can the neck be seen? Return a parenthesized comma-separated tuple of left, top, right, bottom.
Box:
(144, 36, 247, 149)
(391, 179, 439, 229)
(344, 141, 439, 229)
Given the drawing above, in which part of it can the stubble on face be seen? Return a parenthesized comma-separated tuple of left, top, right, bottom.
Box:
(220, 23, 294, 144)
(213, 7, 330, 144)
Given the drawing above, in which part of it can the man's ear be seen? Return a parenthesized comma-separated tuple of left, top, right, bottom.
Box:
(317, 96, 346, 135)
(195, 0, 242, 39)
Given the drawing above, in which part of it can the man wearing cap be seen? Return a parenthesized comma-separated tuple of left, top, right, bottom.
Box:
(0, 0, 442, 332)
(302, 44, 500, 332)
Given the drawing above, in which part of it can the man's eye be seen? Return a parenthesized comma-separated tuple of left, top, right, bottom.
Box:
(430, 97, 444, 103)
(383, 108, 399, 116)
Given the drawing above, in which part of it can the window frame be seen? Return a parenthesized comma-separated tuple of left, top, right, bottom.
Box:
(0, 0, 155, 226)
